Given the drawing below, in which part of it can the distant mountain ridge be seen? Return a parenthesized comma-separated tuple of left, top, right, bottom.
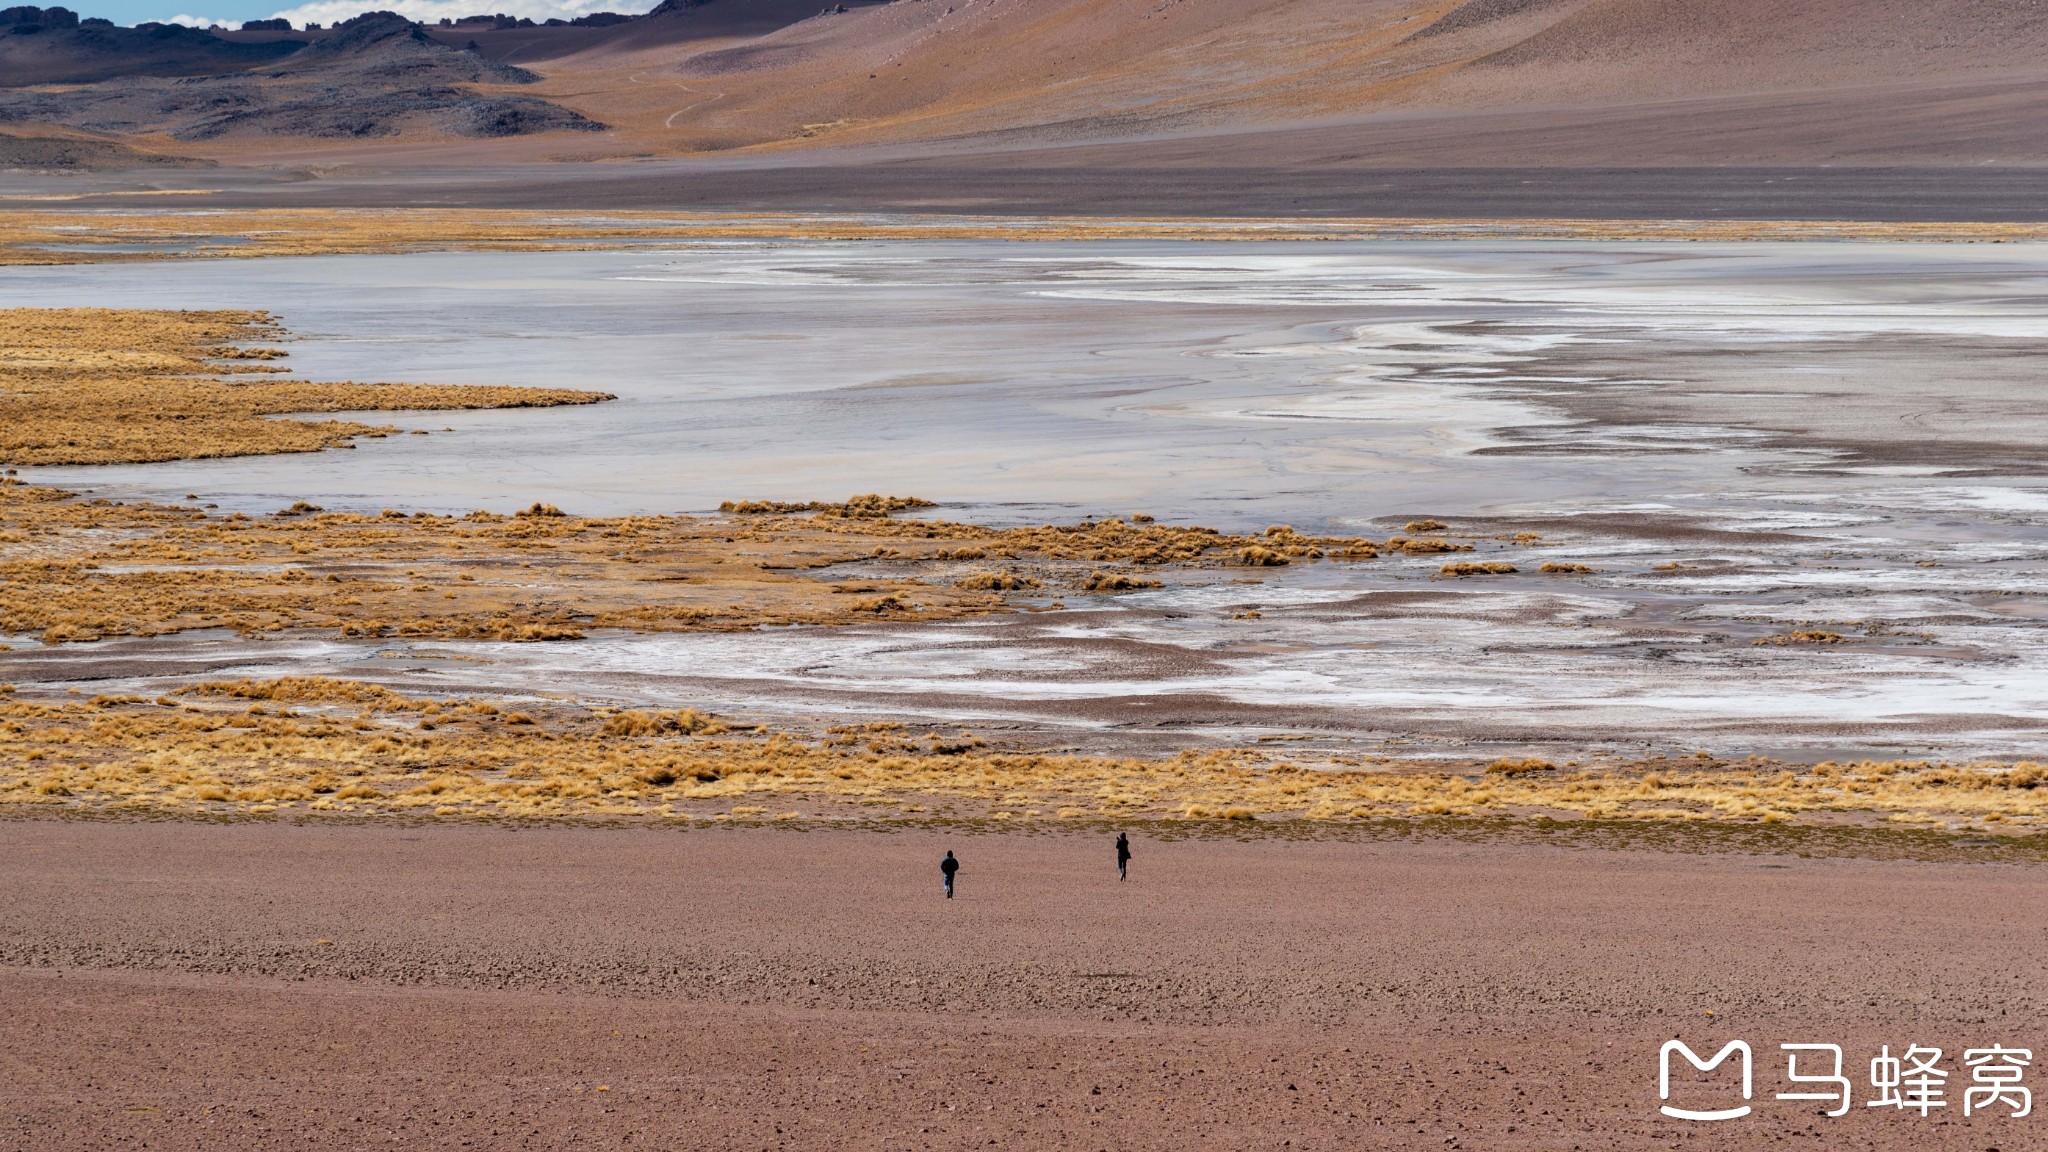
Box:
(0, 5, 304, 85)
(0, 8, 605, 140)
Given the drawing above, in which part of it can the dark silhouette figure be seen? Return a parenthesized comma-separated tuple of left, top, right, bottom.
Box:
(940, 850, 960, 899)
(1116, 832, 1131, 881)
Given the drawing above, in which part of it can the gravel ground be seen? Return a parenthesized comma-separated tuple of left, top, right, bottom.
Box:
(4, 818, 2045, 1149)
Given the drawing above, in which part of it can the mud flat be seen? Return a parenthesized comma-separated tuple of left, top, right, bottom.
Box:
(4, 820, 2047, 1150)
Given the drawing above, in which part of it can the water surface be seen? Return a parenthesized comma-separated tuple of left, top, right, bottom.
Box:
(6, 239, 2047, 758)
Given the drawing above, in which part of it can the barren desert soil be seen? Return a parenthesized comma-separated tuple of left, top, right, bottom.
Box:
(4, 819, 2046, 1149)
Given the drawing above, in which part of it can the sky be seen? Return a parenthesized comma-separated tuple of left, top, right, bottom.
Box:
(69, 0, 648, 28)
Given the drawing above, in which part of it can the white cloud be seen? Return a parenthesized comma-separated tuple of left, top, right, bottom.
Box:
(158, 12, 234, 24)
(267, 0, 640, 26)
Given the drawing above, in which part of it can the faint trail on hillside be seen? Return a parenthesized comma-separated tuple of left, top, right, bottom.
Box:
(628, 71, 726, 130)
(665, 86, 726, 128)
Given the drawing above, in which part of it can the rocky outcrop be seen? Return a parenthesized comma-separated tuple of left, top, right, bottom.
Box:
(0, 13, 303, 85)
(173, 87, 603, 140)
(286, 10, 540, 83)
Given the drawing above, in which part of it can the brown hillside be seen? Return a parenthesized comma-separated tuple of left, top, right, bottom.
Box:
(458, 0, 2048, 164)
(4, 0, 2046, 169)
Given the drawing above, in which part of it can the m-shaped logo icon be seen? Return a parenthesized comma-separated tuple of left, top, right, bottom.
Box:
(1660, 1040, 1753, 1121)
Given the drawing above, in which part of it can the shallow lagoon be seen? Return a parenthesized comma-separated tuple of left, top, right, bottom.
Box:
(7, 238, 2042, 529)
(6, 239, 2048, 758)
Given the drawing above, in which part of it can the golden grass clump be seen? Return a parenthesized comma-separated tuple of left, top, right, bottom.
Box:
(0, 308, 612, 466)
(1403, 519, 1447, 533)
(847, 594, 909, 613)
(1539, 562, 1596, 574)
(1440, 561, 1517, 577)
(5, 210, 2046, 272)
(1388, 536, 1474, 556)
(0, 479, 1404, 647)
(955, 571, 1041, 591)
(5, 678, 2048, 837)
(1756, 630, 1847, 646)
(183, 676, 433, 711)
(739, 507, 1389, 568)
(602, 708, 723, 737)
(721, 495, 936, 518)
(1081, 571, 1163, 592)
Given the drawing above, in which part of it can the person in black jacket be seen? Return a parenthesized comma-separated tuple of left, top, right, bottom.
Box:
(940, 850, 960, 898)
(1116, 832, 1131, 881)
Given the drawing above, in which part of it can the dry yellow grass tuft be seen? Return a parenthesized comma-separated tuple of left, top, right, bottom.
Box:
(1440, 561, 1517, 577)
(1388, 536, 1473, 556)
(601, 709, 723, 737)
(0, 308, 610, 466)
(1081, 571, 1163, 592)
(1755, 630, 1847, 646)
(3, 677, 2046, 836)
(955, 571, 1041, 591)
(720, 495, 937, 519)
(1539, 562, 1596, 575)
(0, 479, 967, 643)
(184, 676, 433, 710)
(0, 478, 1401, 646)
(4, 210, 2046, 271)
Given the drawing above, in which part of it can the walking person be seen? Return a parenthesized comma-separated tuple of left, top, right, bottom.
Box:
(941, 849, 960, 899)
(1116, 832, 1131, 881)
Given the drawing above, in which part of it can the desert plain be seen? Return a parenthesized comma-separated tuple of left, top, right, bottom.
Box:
(9, 821, 2048, 1151)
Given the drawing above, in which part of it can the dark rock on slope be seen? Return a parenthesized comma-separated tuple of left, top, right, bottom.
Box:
(0, 131, 214, 169)
(175, 87, 602, 140)
(287, 10, 541, 83)
(1407, 0, 1577, 40)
